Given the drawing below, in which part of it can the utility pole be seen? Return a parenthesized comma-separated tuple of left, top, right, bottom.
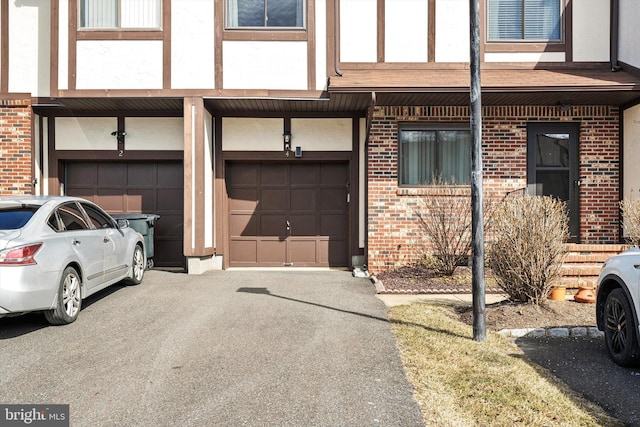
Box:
(469, 0, 486, 342)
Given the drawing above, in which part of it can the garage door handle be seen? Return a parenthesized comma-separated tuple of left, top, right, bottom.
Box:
(286, 220, 291, 231)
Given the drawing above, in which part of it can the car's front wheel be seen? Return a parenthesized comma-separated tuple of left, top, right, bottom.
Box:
(604, 288, 640, 366)
(44, 266, 82, 325)
(128, 245, 145, 285)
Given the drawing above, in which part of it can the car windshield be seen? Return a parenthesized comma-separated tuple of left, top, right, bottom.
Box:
(0, 207, 39, 230)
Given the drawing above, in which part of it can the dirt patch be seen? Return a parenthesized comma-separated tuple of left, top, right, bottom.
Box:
(376, 265, 597, 331)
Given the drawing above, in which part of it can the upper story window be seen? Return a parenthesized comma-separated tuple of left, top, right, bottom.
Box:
(80, 0, 162, 30)
(399, 127, 471, 186)
(487, 0, 561, 41)
(226, 0, 305, 29)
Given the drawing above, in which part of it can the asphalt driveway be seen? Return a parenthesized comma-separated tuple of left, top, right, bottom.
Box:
(0, 270, 424, 426)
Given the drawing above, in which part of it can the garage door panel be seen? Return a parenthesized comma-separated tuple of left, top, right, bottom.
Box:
(261, 214, 287, 236)
(227, 163, 257, 185)
(228, 189, 258, 210)
(321, 163, 348, 185)
(230, 213, 257, 236)
(261, 164, 287, 185)
(290, 240, 317, 264)
(290, 214, 317, 236)
(230, 240, 258, 263)
(321, 214, 348, 237)
(326, 239, 348, 265)
(291, 164, 317, 185)
(66, 161, 184, 268)
(258, 240, 287, 263)
(291, 189, 316, 212)
(260, 189, 287, 211)
(319, 188, 347, 211)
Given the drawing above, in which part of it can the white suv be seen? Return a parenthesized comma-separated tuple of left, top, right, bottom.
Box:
(597, 248, 640, 366)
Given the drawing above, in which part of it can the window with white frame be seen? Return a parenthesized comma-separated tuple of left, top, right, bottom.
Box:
(399, 128, 471, 186)
(80, 0, 162, 29)
(487, 0, 561, 41)
(227, 0, 305, 28)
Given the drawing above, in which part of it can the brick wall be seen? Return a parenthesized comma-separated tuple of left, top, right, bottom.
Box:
(0, 98, 33, 195)
(367, 105, 620, 273)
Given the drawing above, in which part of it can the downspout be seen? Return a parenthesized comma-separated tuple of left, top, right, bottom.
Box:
(611, 0, 621, 71)
(334, 0, 343, 76)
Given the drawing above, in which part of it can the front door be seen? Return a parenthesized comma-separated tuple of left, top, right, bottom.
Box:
(527, 123, 580, 241)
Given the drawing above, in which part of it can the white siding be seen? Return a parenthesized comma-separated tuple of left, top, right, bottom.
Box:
(222, 41, 307, 90)
(435, 0, 469, 62)
(619, 0, 640, 68)
(124, 118, 183, 151)
(171, 0, 215, 89)
(222, 118, 284, 151)
(340, 0, 377, 62)
(8, 2, 50, 96)
(485, 52, 566, 62)
(573, 0, 609, 62)
(76, 40, 163, 89)
(58, 0, 69, 91)
(290, 118, 352, 151)
(624, 105, 640, 199)
(385, 0, 429, 63)
(55, 118, 118, 151)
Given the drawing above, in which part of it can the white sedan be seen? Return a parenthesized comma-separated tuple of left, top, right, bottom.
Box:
(0, 196, 145, 325)
(596, 248, 640, 366)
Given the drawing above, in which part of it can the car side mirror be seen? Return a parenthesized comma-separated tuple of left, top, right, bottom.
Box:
(116, 219, 130, 229)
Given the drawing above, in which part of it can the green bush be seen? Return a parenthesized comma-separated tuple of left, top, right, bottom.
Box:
(488, 196, 569, 305)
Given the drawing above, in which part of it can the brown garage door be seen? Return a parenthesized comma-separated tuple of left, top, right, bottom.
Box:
(65, 162, 184, 268)
(228, 162, 349, 267)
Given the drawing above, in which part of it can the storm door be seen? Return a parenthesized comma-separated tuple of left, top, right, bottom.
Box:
(527, 123, 580, 241)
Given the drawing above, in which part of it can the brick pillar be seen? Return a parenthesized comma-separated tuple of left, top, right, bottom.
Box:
(0, 98, 33, 195)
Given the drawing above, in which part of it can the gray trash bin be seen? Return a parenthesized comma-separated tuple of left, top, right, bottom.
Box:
(112, 213, 160, 268)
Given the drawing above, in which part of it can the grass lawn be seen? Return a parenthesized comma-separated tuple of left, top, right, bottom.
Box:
(388, 303, 621, 427)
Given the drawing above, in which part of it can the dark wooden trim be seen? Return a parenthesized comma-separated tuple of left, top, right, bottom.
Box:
(214, 0, 223, 89)
(326, 0, 337, 77)
(68, 0, 77, 91)
(377, 0, 384, 63)
(56, 88, 329, 98)
(194, 97, 206, 254)
(564, 0, 572, 62)
(50, 0, 59, 96)
(484, 43, 566, 53)
(223, 30, 308, 41)
(76, 31, 163, 40)
(48, 119, 59, 195)
(162, 0, 171, 89)
(428, 0, 435, 63)
(53, 150, 183, 161)
(306, 0, 316, 90)
(46, 109, 183, 118)
(336, 61, 611, 71)
(0, 93, 31, 100)
(214, 115, 225, 256)
(1, 0, 8, 93)
(183, 97, 195, 256)
(350, 116, 360, 263)
(222, 150, 352, 161)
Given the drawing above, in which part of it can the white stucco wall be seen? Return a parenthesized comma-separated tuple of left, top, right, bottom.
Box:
(385, 0, 429, 63)
(76, 40, 163, 89)
(435, 0, 469, 63)
(222, 41, 307, 90)
(222, 118, 284, 151)
(315, 0, 328, 90)
(619, 0, 640, 68)
(8, 1, 50, 96)
(55, 118, 118, 150)
(290, 118, 352, 151)
(624, 105, 640, 199)
(58, 0, 69, 91)
(484, 52, 566, 62)
(124, 118, 183, 150)
(340, 0, 377, 62)
(573, 0, 609, 62)
(171, 0, 215, 89)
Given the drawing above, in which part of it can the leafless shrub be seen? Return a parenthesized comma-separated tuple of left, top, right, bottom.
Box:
(620, 198, 640, 246)
(413, 178, 491, 276)
(488, 196, 569, 305)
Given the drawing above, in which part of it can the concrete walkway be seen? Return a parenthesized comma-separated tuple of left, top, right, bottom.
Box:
(0, 269, 424, 426)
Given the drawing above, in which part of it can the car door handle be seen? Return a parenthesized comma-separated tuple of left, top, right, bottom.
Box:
(72, 239, 81, 246)
(103, 237, 110, 244)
